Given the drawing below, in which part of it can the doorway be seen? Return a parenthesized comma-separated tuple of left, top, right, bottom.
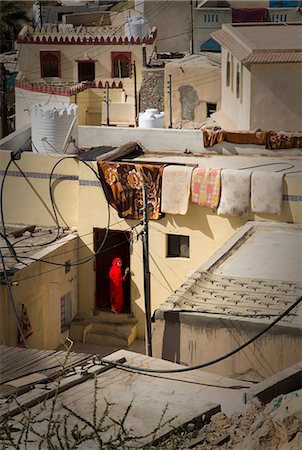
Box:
(78, 61, 95, 82)
(94, 228, 131, 313)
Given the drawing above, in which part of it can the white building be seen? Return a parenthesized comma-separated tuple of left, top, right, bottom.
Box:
(211, 22, 302, 131)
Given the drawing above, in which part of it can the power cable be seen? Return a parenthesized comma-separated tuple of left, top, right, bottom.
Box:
(0, 248, 29, 348)
(18, 0, 169, 79)
(100, 295, 302, 374)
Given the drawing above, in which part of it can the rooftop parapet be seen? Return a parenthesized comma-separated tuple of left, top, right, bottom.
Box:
(17, 25, 157, 46)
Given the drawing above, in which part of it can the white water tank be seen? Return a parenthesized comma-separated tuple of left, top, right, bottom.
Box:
(125, 16, 149, 40)
(138, 108, 165, 128)
(31, 103, 78, 154)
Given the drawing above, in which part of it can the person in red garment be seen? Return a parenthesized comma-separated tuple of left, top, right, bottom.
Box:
(109, 257, 129, 313)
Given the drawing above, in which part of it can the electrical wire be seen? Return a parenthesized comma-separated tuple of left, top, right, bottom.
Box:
(100, 295, 302, 374)
(18, 0, 170, 79)
(0, 249, 29, 348)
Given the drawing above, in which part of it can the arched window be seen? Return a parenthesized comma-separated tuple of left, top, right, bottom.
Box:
(111, 52, 131, 78)
(236, 63, 240, 99)
(226, 52, 231, 87)
(40, 51, 60, 78)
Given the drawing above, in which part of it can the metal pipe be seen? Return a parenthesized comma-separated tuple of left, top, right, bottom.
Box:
(142, 183, 152, 356)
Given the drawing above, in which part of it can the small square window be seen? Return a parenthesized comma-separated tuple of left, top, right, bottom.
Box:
(207, 102, 217, 117)
(167, 234, 189, 258)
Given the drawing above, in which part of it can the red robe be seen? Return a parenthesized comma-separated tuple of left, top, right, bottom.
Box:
(109, 258, 124, 313)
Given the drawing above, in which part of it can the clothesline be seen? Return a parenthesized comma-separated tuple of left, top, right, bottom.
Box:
(98, 160, 291, 220)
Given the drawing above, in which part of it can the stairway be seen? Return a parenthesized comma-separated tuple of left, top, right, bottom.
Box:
(69, 311, 138, 347)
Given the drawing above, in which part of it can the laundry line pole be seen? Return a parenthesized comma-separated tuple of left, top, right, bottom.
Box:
(142, 182, 152, 356)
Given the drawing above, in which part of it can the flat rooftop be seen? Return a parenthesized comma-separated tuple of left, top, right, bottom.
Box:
(157, 222, 302, 327)
(221, 23, 302, 51)
(0, 225, 77, 272)
(0, 346, 252, 448)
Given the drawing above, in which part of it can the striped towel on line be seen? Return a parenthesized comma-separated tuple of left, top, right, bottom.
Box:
(191, 168, 221, 209)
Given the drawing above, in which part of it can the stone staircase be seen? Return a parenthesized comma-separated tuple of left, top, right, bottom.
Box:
(69, 311, 138, 347)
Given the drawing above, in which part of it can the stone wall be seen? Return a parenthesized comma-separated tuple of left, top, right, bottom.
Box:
(139, 67, 165, 113)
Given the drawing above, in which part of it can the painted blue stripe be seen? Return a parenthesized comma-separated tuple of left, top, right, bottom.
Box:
(283, 194, 302, 202)
(0, 170, 78, 181)
(79, 180, 101, 186)
(1, 170, 301, 199)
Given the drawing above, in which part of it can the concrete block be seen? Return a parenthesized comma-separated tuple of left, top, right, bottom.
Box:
(243, 361, 302, 404)
(69, 320, 92, 342)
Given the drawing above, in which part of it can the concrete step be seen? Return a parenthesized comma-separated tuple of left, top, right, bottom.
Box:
(69, 314, 138, 346)
(93, 311, 137, 324)
(69, 320, 92, 342)
(84, 329, 132, 346)
(91, 321, 135, 335)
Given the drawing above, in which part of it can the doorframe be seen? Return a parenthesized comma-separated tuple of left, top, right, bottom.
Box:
(94, 227, 131, 313)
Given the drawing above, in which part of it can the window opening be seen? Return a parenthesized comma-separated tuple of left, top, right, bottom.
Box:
(236, 63, 240, 99)
(207, 102, 217, 117)
(167, 234, 190, 258)
(78, 61, 95, 82)
(40, 51, 60, 78)
(226, 52, 231, 87)
(111, 52, 131, 78)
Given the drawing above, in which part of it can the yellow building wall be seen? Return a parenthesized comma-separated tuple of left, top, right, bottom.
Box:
(0, 238, 78, 350)
(76, 160, 302, 338)
(1, 151, 302, 340)
(164, 59, 221, 129)
(18, 42, 155, 98)
(0, 151, 79, 227)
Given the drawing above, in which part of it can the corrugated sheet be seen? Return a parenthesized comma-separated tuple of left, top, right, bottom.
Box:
(159, 272, 302, 324)
(0, 346, 91, 397)
(243, 51, 302, 64)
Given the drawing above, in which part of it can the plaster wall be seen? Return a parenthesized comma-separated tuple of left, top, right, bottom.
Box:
(193, 7, 231, 53)
(75, 160, 302, 337)
(0, 125, 31, 151)
(164, 58, 221, 129)
(0, 151, 79, 227)
(78, 126, 204, 152)
(101, 101, 135, 125)
(0, 237, 78, 349)
(250, 63, 302, 131)
(152, 316, 302, 378)
(220, 48, 251, 129)
(143, 1, 190, 52)
(15, 88, 72, 130)
(18, 42, 154, 94)
(1, 150, 302, 340)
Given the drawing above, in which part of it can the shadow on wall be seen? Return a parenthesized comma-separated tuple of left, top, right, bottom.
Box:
(161, 311, 181, 363)
(161, 204, 246, 237)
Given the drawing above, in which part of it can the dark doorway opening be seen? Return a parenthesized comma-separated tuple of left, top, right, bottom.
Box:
(78, 61, 95, 82)
(94, 228, 131, 313)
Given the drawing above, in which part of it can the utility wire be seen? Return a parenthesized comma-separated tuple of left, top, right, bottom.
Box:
(100, 295, 302, 374)
(0, 249, 29, 348)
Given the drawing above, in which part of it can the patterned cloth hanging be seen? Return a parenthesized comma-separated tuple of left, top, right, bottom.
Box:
(98, 161, 163, 220)
(266, 132, 302, 150)
(191, 167, 221, 209)
(217, 169, 251, 216)
(251, 171, 284, 215)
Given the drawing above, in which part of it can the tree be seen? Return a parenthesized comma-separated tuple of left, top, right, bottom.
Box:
(0, 1, 30, 53)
